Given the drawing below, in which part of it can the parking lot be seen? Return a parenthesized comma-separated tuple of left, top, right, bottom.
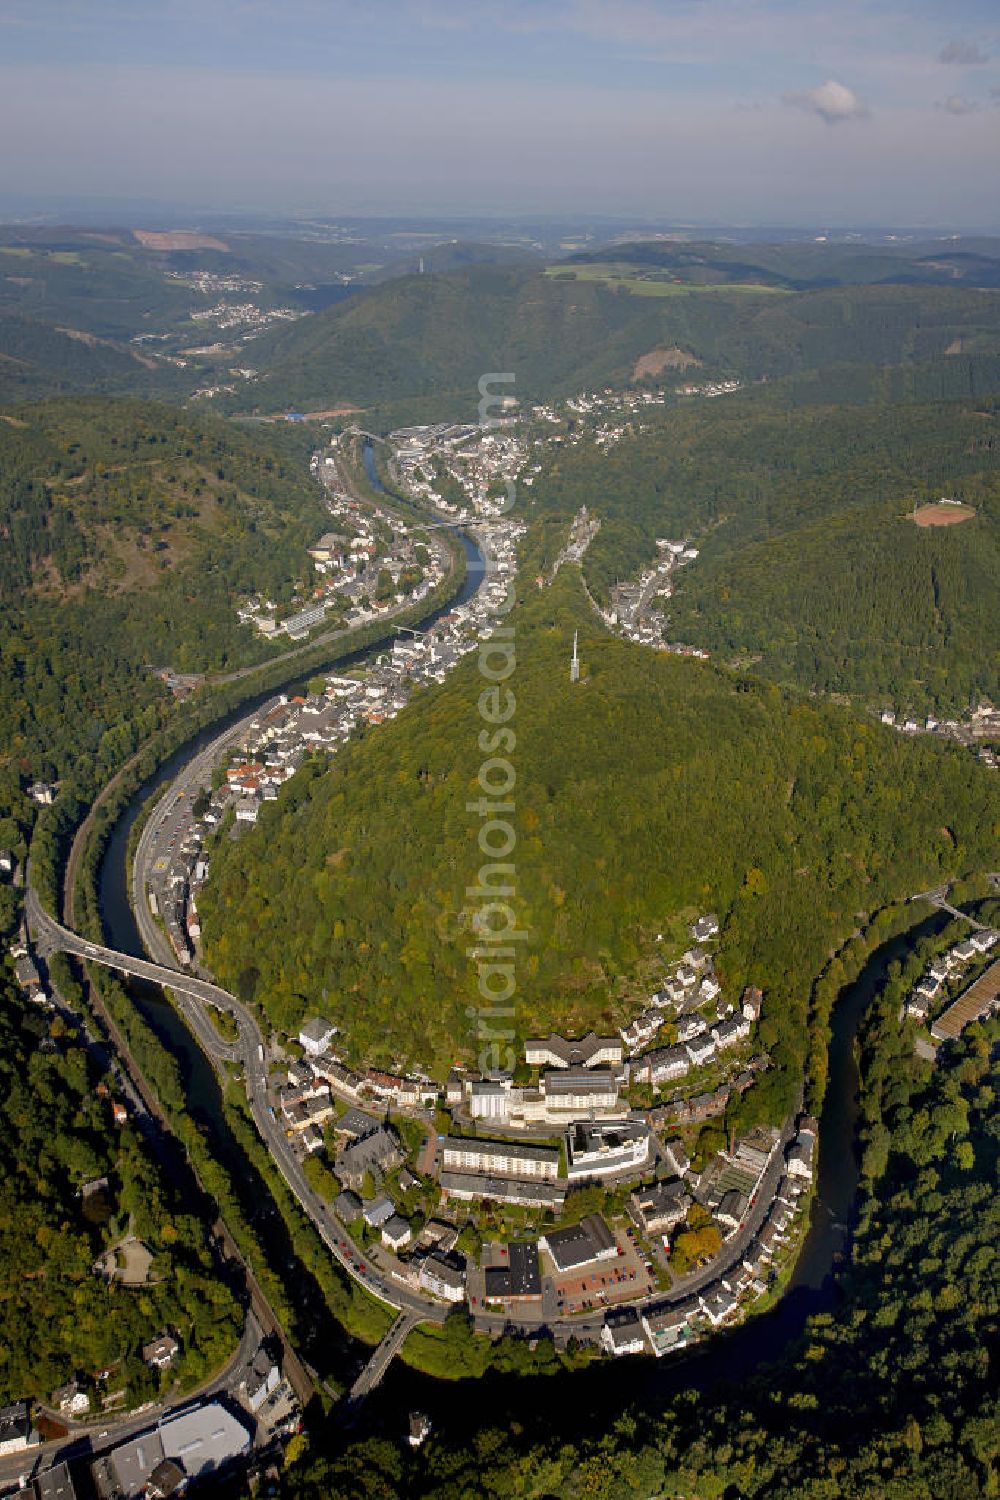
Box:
(548, 1230, 655, 1315)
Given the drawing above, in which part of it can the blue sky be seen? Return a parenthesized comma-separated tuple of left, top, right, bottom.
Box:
(2, 1, 999, 224)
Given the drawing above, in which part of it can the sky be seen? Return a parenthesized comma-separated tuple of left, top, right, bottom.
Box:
(1, 0, 999, 226)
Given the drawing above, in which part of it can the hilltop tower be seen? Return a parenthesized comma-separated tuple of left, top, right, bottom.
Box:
(570, 630, 580, 683)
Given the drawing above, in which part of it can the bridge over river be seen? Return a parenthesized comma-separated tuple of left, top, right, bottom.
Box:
(24, 887, 444, 1404)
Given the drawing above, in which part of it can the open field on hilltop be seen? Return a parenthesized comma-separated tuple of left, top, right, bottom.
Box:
(544, 262, 790, 296)
(132, 229, 230, 252)
(908, 502, 977, 527)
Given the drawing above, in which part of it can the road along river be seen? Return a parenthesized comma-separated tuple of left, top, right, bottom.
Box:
(86, 524, 485, 1382)
(367, 908, 951, 1436)
(82, 466, 953, 1429)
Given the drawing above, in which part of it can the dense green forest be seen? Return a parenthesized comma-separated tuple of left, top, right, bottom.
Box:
(0, 962, 240, 1408)
(0, 397, 327, 603)
(0, 397, 328, 884)
(200, 571, 998, 1108)
(273, 1005, 1000, 1498)
(0, 311, 191, 406)
(531, 389, 1000, 713)
(237, 266, 1000, 423)
(0, 239, 206, 342)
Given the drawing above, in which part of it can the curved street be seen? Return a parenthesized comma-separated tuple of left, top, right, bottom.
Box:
(26, 886, 446, 1329)
(0, 1311, 264, 1494)
(20, 481, 924, 1421)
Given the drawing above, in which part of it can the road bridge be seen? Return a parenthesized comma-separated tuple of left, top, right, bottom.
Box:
(25, 886, 446, 1337)
(910, 886, 988, 930)
(345, 1311, 421, 1412)
(28, 888, 244, 1056)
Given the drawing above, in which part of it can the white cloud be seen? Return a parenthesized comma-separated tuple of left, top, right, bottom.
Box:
(938, 94, 981, 115)
(782, 79, 868, 124)
(938, 40, 989, 66)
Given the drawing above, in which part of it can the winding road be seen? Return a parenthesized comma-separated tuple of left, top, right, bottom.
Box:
(26, 887, 446, 1331)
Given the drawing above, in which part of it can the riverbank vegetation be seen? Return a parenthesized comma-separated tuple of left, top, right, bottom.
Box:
(200, 569, 998, 1120)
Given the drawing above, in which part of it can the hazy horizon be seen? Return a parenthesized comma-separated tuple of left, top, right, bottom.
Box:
(2, 1, 999, 228)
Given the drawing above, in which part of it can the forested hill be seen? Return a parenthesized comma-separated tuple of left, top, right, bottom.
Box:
(0, 311, 189, 407)
(0, 962, 241, 1408)
(532, 388, 1000, 715)
(235, 266, 1000, 422)
(565, 233, 1000, 289)
(0, 396, 326, 605)
(0, 397, 327, 865)
(230, 266, 669, 420)
(199, 571, 998, 1103)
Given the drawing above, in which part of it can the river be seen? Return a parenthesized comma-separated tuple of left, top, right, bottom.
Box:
(363, 909, 949, 1438)
(93, 470, 484, 1378)
(91, 452, 943, 1435)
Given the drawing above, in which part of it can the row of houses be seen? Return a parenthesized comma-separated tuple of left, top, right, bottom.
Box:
(241, 469, 445, 639)
(930, 955, 1000, 1044)
(904, 928, 999, 1025)
(631, 1123, 815, 1358)
(156, 510, 524, 973)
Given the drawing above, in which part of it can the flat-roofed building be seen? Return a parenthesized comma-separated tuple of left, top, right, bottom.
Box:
(440, 1170, 565, 1210)
(540, 1213, 617, 1274)
(566, 1120, 650, 1180)
(160, 1403, 251, 1486)
(441, 1137, 559, 1180)
(482, 1240, 542, 1301)
(541, 1067, 619, 1116)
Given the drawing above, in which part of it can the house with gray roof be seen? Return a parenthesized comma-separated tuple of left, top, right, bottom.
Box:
(381, 1215, 412, 1251)
(362, 1195, 396, 1229)
(629, 1179, 690, 1237)
(335, 1125, 404, 1190)
(524, 1031, 623, 1069)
